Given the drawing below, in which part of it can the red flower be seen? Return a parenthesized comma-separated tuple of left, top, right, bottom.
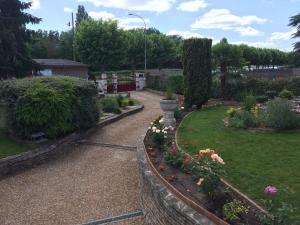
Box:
(172, 147, 177, 155)
(183, 157, 190, 165)
(198, 152, 205, 159)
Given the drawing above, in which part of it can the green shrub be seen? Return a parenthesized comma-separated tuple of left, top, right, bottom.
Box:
(15, 85, 73, 138)
(256, 95, 268, 103)
(121, 98, 129, 107)
(230, 111, 258, 129)
(265, 90, 277, 99)
(226, 107, 240, 118)
(128, 99, 134, 106)
(116, 94, 124, 107)
(279, 89, 293, 99)
(242, 95, 256, 111)
(183, 38, 212, 108)
(1, 77, 99, 139)
(286, 77, 300, 96)
(266, 99, 299, 130)
(100, 97, 121, 114)
(223, 200, 249, 222)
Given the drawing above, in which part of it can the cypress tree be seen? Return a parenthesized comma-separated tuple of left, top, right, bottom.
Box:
(182, 38, 212, 108)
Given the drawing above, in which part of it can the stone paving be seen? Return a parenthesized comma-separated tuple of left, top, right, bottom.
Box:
(0, 91, 162, 225)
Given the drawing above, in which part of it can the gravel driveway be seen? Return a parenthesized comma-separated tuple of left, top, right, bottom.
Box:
(0, 91, 162, 225)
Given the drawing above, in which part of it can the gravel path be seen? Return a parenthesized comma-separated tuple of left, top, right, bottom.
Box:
(0, 91, 162, 225)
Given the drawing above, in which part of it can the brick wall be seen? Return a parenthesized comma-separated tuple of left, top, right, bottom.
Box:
(51, 66, 88, 79)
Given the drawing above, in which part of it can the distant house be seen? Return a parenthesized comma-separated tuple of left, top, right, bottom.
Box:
(33, 59, 89, 79)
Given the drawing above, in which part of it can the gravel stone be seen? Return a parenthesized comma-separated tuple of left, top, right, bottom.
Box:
(0, 91, 162, 225)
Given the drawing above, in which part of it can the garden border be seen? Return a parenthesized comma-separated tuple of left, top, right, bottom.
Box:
(138, 134, 230, 225)
(0, 104, 144, 179)
(175, 110, 269, 216)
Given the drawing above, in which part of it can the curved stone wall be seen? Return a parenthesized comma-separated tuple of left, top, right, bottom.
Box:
(137, 138, 229, 225)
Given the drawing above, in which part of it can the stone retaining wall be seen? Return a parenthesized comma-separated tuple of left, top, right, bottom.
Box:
(0, 105, 144, 179)
(137, 138, 228, 225)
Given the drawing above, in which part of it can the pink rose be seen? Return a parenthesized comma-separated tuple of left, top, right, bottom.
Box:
(211, 153, 225, 164)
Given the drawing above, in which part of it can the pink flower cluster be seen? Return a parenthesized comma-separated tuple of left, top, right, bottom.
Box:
(198, 148, 225, 164)
(264, 186, 277, 196)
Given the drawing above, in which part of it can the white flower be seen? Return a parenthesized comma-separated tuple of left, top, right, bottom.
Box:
(150, 122, 154, 125)
(156, 129, 161, 133)
(181, 106, 184, 110)
(164, 135, 167, 138)
(168, 126, 174, 131)
(159, 119, 164, 124)
(164, 131, 167, 134)
(148, 127, 151, 130)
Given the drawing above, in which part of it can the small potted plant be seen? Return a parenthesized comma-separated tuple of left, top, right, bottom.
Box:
(160, 89, 178, 127)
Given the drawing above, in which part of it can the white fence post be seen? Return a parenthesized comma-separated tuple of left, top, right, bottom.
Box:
(112, 73, 118, 94)
(135, 73, 145, 91)
(98, 73, 107, 94)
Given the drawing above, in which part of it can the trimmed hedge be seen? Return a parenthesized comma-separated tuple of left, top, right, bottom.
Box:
(0, 77, 100, 139)
(211, 77, 300, 100)
(183, 38, 212, 108)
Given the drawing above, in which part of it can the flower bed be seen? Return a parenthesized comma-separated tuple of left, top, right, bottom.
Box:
(143, 109, 294, 225)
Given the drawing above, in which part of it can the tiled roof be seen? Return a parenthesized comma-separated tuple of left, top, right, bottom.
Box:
(33, 59, 88, 67)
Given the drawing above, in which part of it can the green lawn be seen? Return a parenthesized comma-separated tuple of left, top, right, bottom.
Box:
(178, 106, 300, 220)
(0, 104, 33, 158)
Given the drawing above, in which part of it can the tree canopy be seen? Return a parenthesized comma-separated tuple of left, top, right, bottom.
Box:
(0, 0, 41, 78)
(75, 5, 89, 27)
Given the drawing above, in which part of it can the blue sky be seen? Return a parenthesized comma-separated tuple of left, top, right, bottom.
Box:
(26, 0, 299, 51)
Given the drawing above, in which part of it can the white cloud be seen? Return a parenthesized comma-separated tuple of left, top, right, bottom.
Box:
(78, 0, 175, 13)
(177, 0, 207, 12)
(118, 17, 150, 30)
(88, 11, 150, 30)
(89, 11, 116, 20)
(191, 9, 266, 36)
(234, 27, 263, 36)
(167, 30, 212, 39)
(270, 28, 296, 41)
(31, 0, 40, 10)
(64, 7, 73, 13)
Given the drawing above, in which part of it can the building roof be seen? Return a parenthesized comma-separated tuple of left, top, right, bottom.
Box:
(33, 59, 88, 68)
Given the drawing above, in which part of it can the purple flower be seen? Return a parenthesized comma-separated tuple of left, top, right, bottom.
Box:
(264, 186, 278, 196)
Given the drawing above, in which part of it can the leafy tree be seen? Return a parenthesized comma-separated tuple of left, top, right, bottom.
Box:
(0, 0, 41, 78)
(168, 35, 184, 68)
(29, 30, 60, 58)
(289, 13, 300, 53)
(58, 30, 74, 59)
(182, 38, 212, 108)
(75, 19, 127, 71)
(124, 29, 145, 71)
(213, 38, 242, 98)
(147, 33, 177, 69)
(75, 5, 89, 28)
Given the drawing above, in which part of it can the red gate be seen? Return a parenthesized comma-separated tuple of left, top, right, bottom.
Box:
(107, 74, 136, 93)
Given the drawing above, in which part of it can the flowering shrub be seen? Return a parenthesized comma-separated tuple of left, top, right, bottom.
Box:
(148, 118, 168, 146)
(164, 146, 189, 170)
(259, 186, 296, 225)
(192, 148, 225, 196)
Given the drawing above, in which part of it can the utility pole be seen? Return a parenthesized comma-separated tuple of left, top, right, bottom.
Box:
(71, 12, 75, 61)
(128, 13, 147, 74)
